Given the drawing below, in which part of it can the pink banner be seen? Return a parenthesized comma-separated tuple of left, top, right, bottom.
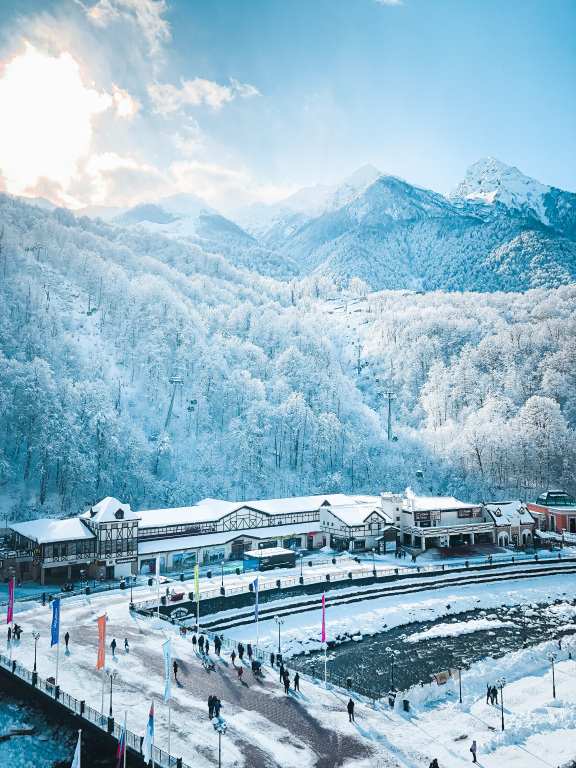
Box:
(7, 579, 14, 625)
(321, 593, 325, 643)
(96, 614, 106, 670)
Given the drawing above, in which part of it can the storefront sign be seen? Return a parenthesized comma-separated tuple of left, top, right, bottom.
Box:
(414, 511, 430, 522)
(457, 509, 472, 518)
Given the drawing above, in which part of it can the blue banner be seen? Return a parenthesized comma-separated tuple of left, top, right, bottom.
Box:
(51, 597, 60, 646)
(254, 577, 258, 621)
(162, 638, 171, 702)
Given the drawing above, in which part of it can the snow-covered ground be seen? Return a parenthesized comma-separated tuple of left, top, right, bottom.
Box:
(1, 570, 575, 767)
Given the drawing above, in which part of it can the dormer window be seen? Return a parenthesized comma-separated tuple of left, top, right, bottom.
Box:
(115, 509, 124, 520)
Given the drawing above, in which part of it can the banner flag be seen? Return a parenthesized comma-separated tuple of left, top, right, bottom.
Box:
(194, 564, 199, 602)
(115, 711, 126, 768)
(142, 703, 154, 762)
(254, 577, 258, 621)
(321, 593, 326, 644)
(96, 615, 106, 670)
(51, 597, 61, 646)
(7, 579, 14, 625)
(70, 730, 81, 768)
(162, 638, 171, 702)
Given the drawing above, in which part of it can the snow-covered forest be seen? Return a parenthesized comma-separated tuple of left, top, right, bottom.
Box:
(1, 194, 575, 520)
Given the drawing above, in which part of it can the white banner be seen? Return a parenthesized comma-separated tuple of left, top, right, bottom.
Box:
(162, 638, 171, 702)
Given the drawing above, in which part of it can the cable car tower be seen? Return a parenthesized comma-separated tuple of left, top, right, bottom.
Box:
(376, 380, 397, 441)
(164, 375, 184, 430)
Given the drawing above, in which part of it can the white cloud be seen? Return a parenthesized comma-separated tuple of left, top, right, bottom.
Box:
(149, 77, 260, 115)
(112, 83, 140, 117)
(169, 160, 297, 211)
(79, 0, 170, 55)
(374, 0, 403, 5)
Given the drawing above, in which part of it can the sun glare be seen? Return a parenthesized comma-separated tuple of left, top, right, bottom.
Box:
(0, 41, 112, 205)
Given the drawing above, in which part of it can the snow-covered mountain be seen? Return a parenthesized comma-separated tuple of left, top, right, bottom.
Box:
(74, 158, 576, 291)
(448, 157, 551, 222)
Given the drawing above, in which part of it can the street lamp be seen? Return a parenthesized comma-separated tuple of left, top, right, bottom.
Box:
(212, 720, 227, 768)
(32, 630, 41, 673)
(274, 615, 285, 656)
(105, 667, 118, 717)
(496, 677, 506, 731)
(300, 554, 303, 578)
(371, 548, 376, 574)
(221, 562, 224, 588)
(547, 652, 557, 698)
(386, 647, 399, 691)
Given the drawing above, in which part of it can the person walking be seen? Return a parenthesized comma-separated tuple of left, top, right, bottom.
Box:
(124, 637, 129, 652)
(214, 636, 221, 655)
(205, 639, 210, 655)
(111, 638, 117, 656)
(238, 666, 243, 682)
(247, 646, 253, 662)
(173, 660, 179, 680)
(470, 740, 477, 763)
(213, 698, 221, 718)
(7, 627, 11, 643)
(486, 683, 491, 704)
(270, 652, 275, 667)
(64, 632, 70, 650)
(198, 635, 204, 654)
(230, 650, 236, 666)
(279, 662, 285, 682)
(429, 760, 439, 768)
(294, 672, 300, 692)
(284, 673, 290, 694)
(192, 634, 197, 651)
(491, 685, 498, 705)
(238, 643, 244, 661)
(347, 699, 355, 722)
(208, 695, 214, 719)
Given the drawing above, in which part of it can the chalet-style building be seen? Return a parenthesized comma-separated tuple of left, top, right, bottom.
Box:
(484, 500, 535, 547)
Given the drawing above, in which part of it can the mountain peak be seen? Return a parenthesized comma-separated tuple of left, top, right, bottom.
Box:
(448, 157, 550, 223)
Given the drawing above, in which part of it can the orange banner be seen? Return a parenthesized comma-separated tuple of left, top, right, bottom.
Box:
(96, 614, 106, 670)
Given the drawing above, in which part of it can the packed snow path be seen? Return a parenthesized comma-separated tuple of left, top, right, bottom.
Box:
(4, 577, 576, 767)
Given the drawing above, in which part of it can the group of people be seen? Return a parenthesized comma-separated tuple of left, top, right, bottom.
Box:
(110, 638, 129, 656)
(7, 624, 22, 642)
(486, 683, 499, 705)
(190, 633, 223, 657)
(278, 662, 300, 694)
(207, 694, 222, 719)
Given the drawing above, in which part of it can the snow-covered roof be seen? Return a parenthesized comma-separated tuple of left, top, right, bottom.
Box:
(139, 493, 357, 529)
(79, 497, 140, 524)
(137, 522, 323, 556)
(404, 488, 474, 512)
(324, 504, 391, 527)
(244, 547, 294, 558)
(485, 500, 534, 524)
(11, 518, 95, 544)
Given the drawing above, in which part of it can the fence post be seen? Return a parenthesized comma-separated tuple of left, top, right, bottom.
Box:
(107, 716, 114, 734)
(80, 700, 85, 715)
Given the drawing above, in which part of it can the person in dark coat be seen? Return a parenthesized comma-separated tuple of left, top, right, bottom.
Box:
(205, 639, 210, 655)
(284, 673, 290, 694)
(237, 666, 243, 681)
(213, 698, 221, 717)
(192, 634, 197, 650)
(247, 646, 253, 661)
(486, 683, 491, 704)
(491, 685, 498, 705)
(124, 637, 129, 652)
(347, 698, 355, 722)
(230, 650, 236, 666)
(294, 672, 300, 692)
(238, 643, 244, 661)
(173, 660, 179, 680)
(7, 627, 11, 643)
(270, 652, 275, 666)
(111, 638, 117, 655)
(64, 632, 70, 649)
(198, 635, 204, 653)
(470, 740, 477, 763)
(214, 636, 221, 655)
(208, 695, 214, 719)
(279, 662, 285, 681)
(429, 760, 439, 768)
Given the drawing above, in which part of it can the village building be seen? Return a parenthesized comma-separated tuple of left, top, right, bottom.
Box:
(483, 500, 535, 547)
(526, 490, 576, 546)
(398, 488, 495, 550)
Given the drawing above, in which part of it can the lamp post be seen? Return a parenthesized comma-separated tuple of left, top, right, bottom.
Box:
(496, 677, 506, 731)
(547, 652, 557, 698)
(32, 630, 40, 673)
(105, 667, 117, 717)
(386, 647, 399, 690)
(213, 720, 227, 768)
(300, 554, 303, 578)
(221, 562, 224, 588)
(274, 615, 285, 656)
(371, 548, 376, 575)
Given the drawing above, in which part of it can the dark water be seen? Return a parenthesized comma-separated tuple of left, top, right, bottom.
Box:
(293, 600, 576, 693)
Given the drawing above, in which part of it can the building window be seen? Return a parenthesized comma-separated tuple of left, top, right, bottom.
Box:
(353, 540, 365, 550)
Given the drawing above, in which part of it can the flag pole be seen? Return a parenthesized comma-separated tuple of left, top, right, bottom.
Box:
(151, 703, 155, 768)
(56, 637, 60, 686)
(78, 729, 81, 768)
(168, 698, 171, 757)
(123, 712, 127, 768)
(324, 644, 327, 689)
(156, 557, 160, 620)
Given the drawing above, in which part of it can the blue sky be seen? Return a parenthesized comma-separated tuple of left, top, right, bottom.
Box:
(0, 0, 574, 210)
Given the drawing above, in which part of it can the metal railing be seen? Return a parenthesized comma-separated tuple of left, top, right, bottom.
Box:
(0, 652, 192, 768)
